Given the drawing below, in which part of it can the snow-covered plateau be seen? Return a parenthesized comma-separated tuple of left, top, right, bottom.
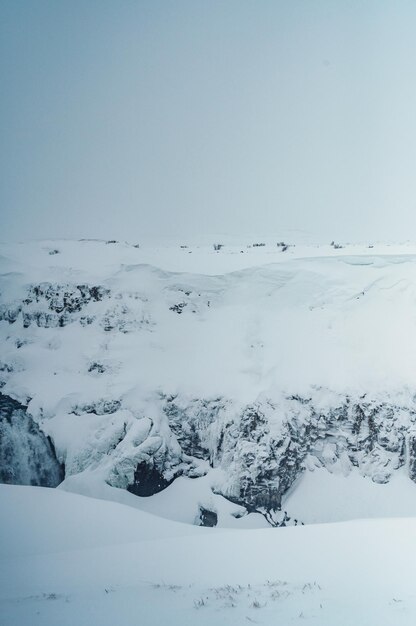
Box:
(2, 236, 416, 624)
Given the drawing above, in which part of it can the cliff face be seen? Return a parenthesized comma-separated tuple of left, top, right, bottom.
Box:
(159, 393, 415, 522)
(0, 394, 64, 487)
(2, 240, 416, 525)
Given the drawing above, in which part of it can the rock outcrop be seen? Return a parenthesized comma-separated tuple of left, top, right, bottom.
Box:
(0, 393, 64, 487)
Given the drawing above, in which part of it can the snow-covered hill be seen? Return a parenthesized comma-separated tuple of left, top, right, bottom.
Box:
(2, 238, 416, 526)
(2, 484, 416, 626)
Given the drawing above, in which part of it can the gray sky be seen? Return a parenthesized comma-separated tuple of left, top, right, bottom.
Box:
(2, 0, 416, 243)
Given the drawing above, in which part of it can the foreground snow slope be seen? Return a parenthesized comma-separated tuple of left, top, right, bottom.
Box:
(1, 485, 416, 626)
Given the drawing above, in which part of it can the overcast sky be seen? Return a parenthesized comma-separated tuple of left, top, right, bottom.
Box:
(2, 0, 416, 243)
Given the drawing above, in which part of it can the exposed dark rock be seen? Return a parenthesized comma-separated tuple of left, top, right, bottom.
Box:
(0, 362, 14, 389)
(0, 393, 64, 487)
(409, 436, 416, 482)
(0, 304, 21, 324)
(167, 396, 416, 520)
(88, 362, 106, 374)
(1, 283, 111, 328)
(80, 315, 95, 326)
(127, 461, 176, 497)
(163, 396, 224, 459)
(70, 399, 121, 415)
(198, 506, 218, 527)
(169, 302, 187, 314)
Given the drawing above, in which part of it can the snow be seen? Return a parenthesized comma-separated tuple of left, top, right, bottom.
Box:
(2, 484, 416, 625)
(60, 468, 270, 528)
(4, 238, 416, 404)
(3, 238, 416, 525)
(283, 468, 416, 524)
(3, 239, 416, 623)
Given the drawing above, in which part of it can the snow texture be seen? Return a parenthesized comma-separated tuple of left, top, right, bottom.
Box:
(2, 238, 416, 526)
(2, 484, 416, 626)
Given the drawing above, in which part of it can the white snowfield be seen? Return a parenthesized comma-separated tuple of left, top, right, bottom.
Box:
(1, 484, 416, 626)
(3, 236, 416, 399)
(3, 238, 416, 623)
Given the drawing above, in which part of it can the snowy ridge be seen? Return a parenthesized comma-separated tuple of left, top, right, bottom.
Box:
(2, 239, 416, 526)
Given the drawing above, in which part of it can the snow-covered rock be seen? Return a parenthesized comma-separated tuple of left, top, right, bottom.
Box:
(0, 394, 63, 487)
(2, 238, 416, 525)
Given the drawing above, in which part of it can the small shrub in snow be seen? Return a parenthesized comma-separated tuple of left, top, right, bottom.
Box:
(169, 302, 187, 314)
(251, 599, 263, 608)
(88, 362, 106, 374)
